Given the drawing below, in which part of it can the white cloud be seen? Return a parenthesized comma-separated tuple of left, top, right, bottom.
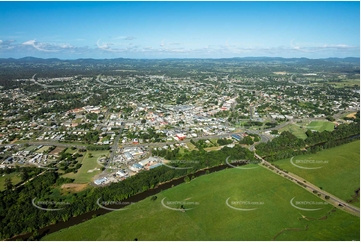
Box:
(290, 39, 358, 53)
(97, 39, 117, 52)
(22, 39, 59, 52)
(113, 36, 136, 41)
(97, 39, 140, 53)
(60, 44, 75, 49)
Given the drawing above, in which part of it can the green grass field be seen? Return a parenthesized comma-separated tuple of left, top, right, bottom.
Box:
(35, 146, 51, 153)
(307, 121, 334, 132)
(43, 165, 359, 241)
(62, 150, 109, 183)
(0, 172, 22, 191)
(204, 146, 222, 152)
(24, 145, 38, 152)
(64, 147, 78, 155)
(279, 124, 307, 139)
(329, 79, 360, 88)
(274, 140, 360, 206)
(279, 121, 335, 140)
(186, 142, 197, 151)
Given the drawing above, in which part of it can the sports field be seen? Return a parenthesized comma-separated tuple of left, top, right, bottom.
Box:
(62, 150, 109, 183)
(274, 140, 360, 205)
(43, 164, 359, 241)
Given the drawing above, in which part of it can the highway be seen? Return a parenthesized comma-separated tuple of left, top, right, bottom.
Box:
(254, 153, 360, 217)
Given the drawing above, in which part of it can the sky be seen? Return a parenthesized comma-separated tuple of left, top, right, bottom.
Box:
(0, 1, 359, 59)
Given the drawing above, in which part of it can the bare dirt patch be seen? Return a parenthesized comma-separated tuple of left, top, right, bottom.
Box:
(61, 183, 88, 193)
(50, 147, 66, 156)
(346, 112, 356, 118)
(10, 138, 18, 144)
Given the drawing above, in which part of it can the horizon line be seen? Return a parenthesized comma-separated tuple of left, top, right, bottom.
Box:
(1, 56, 360, 61)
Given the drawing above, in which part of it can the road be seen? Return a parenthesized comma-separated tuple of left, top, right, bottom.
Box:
(26, 141, 86, 149)
(109, 123, 124, 162)
(13, 170, 47, 190)
(254, 153, 360, 217)
(2, 109, 353, 150)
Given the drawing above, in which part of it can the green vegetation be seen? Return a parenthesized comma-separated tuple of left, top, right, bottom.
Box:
(328, 79, 360, 88)
(24, 145, 38, 152)
(35, 146, 52, 153)
(43, 167, 359, 241)
(279, 124, 307, 139)
(307, 121, 334, 132)
(62, 150, 108, 183)
(185, 142, 197, 151)
(256, 122, 359, 161)
(274, 140, 360, 205)
(216, 138, 233, 146)
(0, 172, 21, 191)
(278, 121, 335, 140)
(1, 144, 255, 240)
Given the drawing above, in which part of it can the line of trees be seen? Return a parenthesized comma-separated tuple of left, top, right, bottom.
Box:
(256, 120, 360, 162)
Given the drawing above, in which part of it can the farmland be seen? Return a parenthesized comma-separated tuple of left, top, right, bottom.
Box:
(43, 164, 359, 241)
(274, 140, 360, 206)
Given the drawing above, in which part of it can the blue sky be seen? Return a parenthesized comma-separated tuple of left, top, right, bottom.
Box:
(0, 1, 359, 59)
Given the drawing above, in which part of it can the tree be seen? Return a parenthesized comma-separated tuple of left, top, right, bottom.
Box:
(4, 177, 13, 190)
(326, 116, 335, 122)
(270, 130, 278, 135)
(141, 119, 146, 124)
(20, 170, 29, 181)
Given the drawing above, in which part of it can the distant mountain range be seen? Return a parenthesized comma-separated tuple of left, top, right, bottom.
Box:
(0, 56, 359, 64)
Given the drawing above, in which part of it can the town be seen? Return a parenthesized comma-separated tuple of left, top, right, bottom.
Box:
(0, 58, 359, 188)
